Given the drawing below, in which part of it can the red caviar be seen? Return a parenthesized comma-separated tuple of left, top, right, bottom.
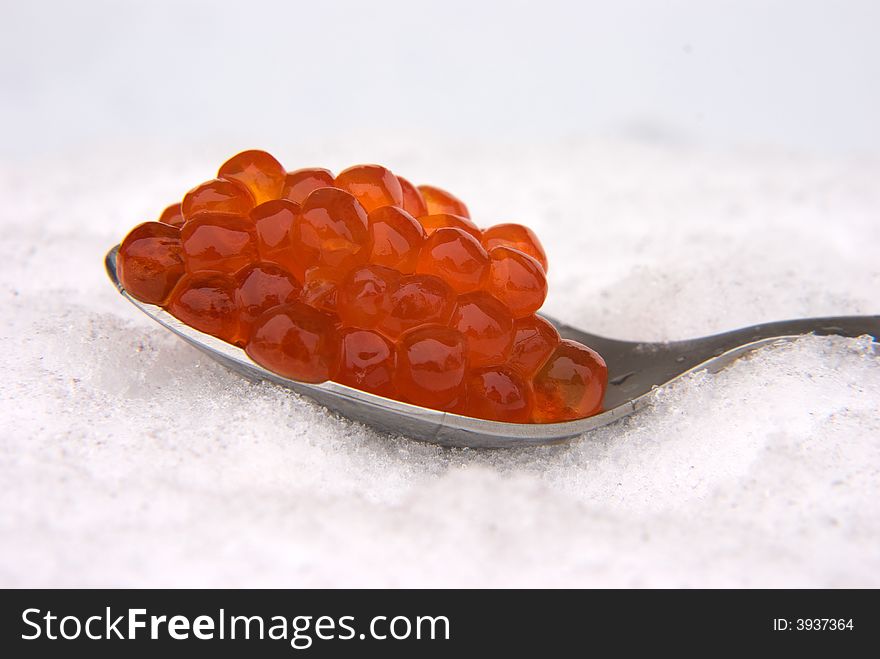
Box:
(166, 272, 240, 344)
(394, 325, 468, 410)
(251, 199, 304, 279)
(482, 223, 548, 272)
(295, 187, 369, 272)
(116, 222, 185, 305)
(116, 150, 608, 423)
(235, 262, 301, 341)
(416, 213, 481, 240)
(397, 176, 428, 217)
(466, 367, 532, 423)
(180, 212, 259, 274)
(509, 314, 560, 377)
(158, 203, 185, 228)
(418, 185, 470, 218)
(367, 206, 425, 273)
(377, 274, 456, 338)
(483, 246, 547, 318)
(335, 164, 404, 214)
(337, 264, 399, 329)
(450, 291, 514, 368)
(282, 168, 335, 204)
(218, 150, 286, 205)
(336, 328, 396, 397)
(300, 266, 343, 315)
(245, 302, 340, 383)
(181, 178, 254, 221)
(416, 227, 488, 294)
(532, 340, 607, 422)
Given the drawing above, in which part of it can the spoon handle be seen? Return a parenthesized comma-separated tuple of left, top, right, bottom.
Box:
(551, 315, 879, 409)
(671, 314, 879, 364)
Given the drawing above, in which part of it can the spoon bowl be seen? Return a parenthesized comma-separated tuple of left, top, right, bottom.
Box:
(105, 246, 879, 448)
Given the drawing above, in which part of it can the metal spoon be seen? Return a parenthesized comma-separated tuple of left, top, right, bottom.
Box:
(105, 246, 879, 448)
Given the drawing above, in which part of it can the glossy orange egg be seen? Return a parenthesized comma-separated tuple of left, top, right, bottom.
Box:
(416, 213, 481, 240)
(334, 164, 404, 213)
(466, 366, 533, 423)
(416, 227, 489, 294)
(336, 328, 396, 397)
(180, 212, 259, 274)
(251, 199, 307, 280)
(166, 272, 240, 344)
(300, 266, 343, 315)
(483, 246, 547, 318)
(531, 340, 607, 422)
(245, 302, 340, 383)
(397, 176, 428, 217)
(117, 222, 185, 305)
(337, 264, 400, 329)
(367, 206, 425, 273)
(158, 203, 185, 228)
(181, 178, 254, 222)
(418, 184, 470, 218)
(281, 168, 335, 204)
(394, 325, 468, 410)
(376, 274, 457, 338)
(235, 262, 301, 341)
(450, 291, 514, 368)
(295, 187, 370, 273)
(508, 314, 560, 377)
(482, 223, 548, 272)
(218, 149, 286, 205)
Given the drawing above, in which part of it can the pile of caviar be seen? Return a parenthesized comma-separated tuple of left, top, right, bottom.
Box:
(117, 150, 607, 423)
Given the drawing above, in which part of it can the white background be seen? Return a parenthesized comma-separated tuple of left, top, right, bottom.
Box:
(1, 1, 878, 586)
(4, 0, 879, 156)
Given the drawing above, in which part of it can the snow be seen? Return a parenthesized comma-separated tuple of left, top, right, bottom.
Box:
(1, 139, 878, 587)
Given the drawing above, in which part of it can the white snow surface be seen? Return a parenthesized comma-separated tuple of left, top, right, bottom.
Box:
(1, 138, 878, 587)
